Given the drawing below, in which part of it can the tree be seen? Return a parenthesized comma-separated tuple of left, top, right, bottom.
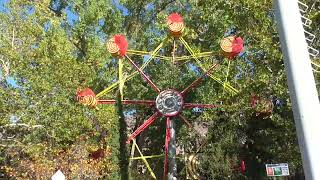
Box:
(1, 0, 318, 179)
(0, 0, 123, 179)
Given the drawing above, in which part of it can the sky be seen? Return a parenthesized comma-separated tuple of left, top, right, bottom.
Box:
(0, 0, 9, 13)
(112, 0, 129, 16)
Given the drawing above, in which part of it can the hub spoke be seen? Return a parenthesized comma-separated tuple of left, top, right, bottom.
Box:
(181, 63, 218, 96)
(97, 100, 117, 104)
(125, 54, 161, 93)
(98, 99, 155, 106)
(178, 114, 192, 128)
(183, 103, 217, 109)
(126, 112, 160, 144)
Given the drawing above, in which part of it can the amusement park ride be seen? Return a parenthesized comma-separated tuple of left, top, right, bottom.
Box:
(76, 0, 320, 178)
(76, 13, 247, 179)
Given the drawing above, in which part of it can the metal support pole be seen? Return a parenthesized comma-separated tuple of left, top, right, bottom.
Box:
(274, 0, 320, 179)
(167, 38, 178, 180)
(168, 119, 177, 180)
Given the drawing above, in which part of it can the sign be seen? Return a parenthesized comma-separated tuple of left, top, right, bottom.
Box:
(51, 170, 65, 180)
(265, 163, 290, 176)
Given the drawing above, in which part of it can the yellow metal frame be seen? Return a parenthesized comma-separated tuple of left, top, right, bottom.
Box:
(96, 36, 239, 98)
(95, 33, 243, 179)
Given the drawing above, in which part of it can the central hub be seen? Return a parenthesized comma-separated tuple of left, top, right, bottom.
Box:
(156, 89, 183, 117)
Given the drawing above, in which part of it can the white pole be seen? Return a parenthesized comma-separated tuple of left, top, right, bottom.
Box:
(274, 0, 320, 179)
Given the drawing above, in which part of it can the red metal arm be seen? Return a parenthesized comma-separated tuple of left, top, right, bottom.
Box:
(125, 54, 161, 93)
(178, 114, 192, 128)
(97, 100, 117, 104)
(183, 103, 217, 109)
(98, 99, 155, 106)
(180, 63, 218, 96)
(126, 112, 160, 144)
(164, 117, 171, 178)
